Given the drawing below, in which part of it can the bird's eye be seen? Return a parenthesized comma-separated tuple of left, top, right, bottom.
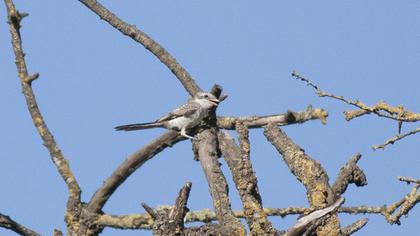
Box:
(204, 95, 209, 98)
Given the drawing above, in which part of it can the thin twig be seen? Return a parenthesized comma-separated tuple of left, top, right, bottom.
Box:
(373, 128, 420, 150)
(78, 0, 201, 96)
(292, 71, 420, 123)
(340, 218, 369, 236)
(398, 176, 420, 185)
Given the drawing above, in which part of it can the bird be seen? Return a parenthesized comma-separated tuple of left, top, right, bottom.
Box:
(115, 92, 220, 139)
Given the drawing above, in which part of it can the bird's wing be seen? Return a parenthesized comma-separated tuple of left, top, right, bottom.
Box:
(156, 102, 200, 122)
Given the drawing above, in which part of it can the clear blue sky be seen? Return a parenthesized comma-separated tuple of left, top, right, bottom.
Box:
(1, 1, 419, 235)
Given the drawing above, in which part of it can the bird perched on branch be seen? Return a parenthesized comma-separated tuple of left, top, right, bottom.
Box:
(115, 92, 220, 139)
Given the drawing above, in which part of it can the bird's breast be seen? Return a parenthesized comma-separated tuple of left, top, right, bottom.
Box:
(166, 117, 191, 130)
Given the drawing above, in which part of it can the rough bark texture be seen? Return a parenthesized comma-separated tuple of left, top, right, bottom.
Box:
(332, 153, 367, 197)
(264, 124, 341, 236)
(193, 128, 246, 235)
(218, 129, 277, 235)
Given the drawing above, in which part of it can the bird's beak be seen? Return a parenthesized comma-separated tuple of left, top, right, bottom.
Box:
(210, 98, 220, 106)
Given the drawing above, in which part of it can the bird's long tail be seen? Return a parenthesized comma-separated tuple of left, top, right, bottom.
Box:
(115, 122, 163, 131)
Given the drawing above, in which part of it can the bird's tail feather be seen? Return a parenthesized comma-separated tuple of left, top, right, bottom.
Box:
(115, 122, 162, 131)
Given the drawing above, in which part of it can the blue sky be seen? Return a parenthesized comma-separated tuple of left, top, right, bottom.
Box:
(1, 1, 419, 235)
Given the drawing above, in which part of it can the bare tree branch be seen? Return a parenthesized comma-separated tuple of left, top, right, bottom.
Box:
(292, 71, 420, 123)
(192, 128, 246, 235)
(217, 106, 328, 129)
(141, 182, 192, 236)
(332, 153, 367, 196)
(218, 127, 277, 235)
(4, 0, 81, 217)
(285, 198, 344, 236)
(97, 184, 420, 231)
(87, 131, 184, 213)
(293, 71, 420, 150)
(373, 128, 420, 150)
(0, 213, 40, 236)
(97, 214, 152, 230)
(340, 184, 420, 225)
(77, 0, 201, 95)
(398, 176, 420, 185)
(264, 124, 341, 235)
(340, 218, 368, 236)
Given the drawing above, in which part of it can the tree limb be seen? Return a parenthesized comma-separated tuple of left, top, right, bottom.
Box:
(77, 0, 202, 96)
(218, 128, 277, 235)
(4, 0, 81, 211)
(264, 124, 341, 235)
(192, 128, 246, 235)
(0, 213, 40, 236)
(87, 131, 184, 213)
(217, 106, 328, 130)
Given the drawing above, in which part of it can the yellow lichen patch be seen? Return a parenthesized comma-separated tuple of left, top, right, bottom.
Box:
(33, 116, 43, 127)
(313, 108, 328, 125)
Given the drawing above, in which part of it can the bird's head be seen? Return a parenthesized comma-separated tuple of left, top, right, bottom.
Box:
(194, 92, 220, 108)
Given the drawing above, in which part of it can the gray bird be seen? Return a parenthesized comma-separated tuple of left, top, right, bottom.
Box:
(115, 92, 220, 139)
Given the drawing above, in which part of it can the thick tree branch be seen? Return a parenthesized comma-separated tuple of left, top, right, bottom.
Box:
(332, 153, 367, 196)
(192, 128, 246, 235)
(217, 106, 328, 130)
(0, 213, 40, 236)
(218, 128, 277, 235)
(264, 124, 341, 235)
(78, 0, 201, 96)
(4, 0, 81, 206)
(87, 131, 184, 213)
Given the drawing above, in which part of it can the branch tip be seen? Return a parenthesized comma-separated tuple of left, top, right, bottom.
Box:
(142, 203, 158, 220)
(24, 73, 39, 84)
